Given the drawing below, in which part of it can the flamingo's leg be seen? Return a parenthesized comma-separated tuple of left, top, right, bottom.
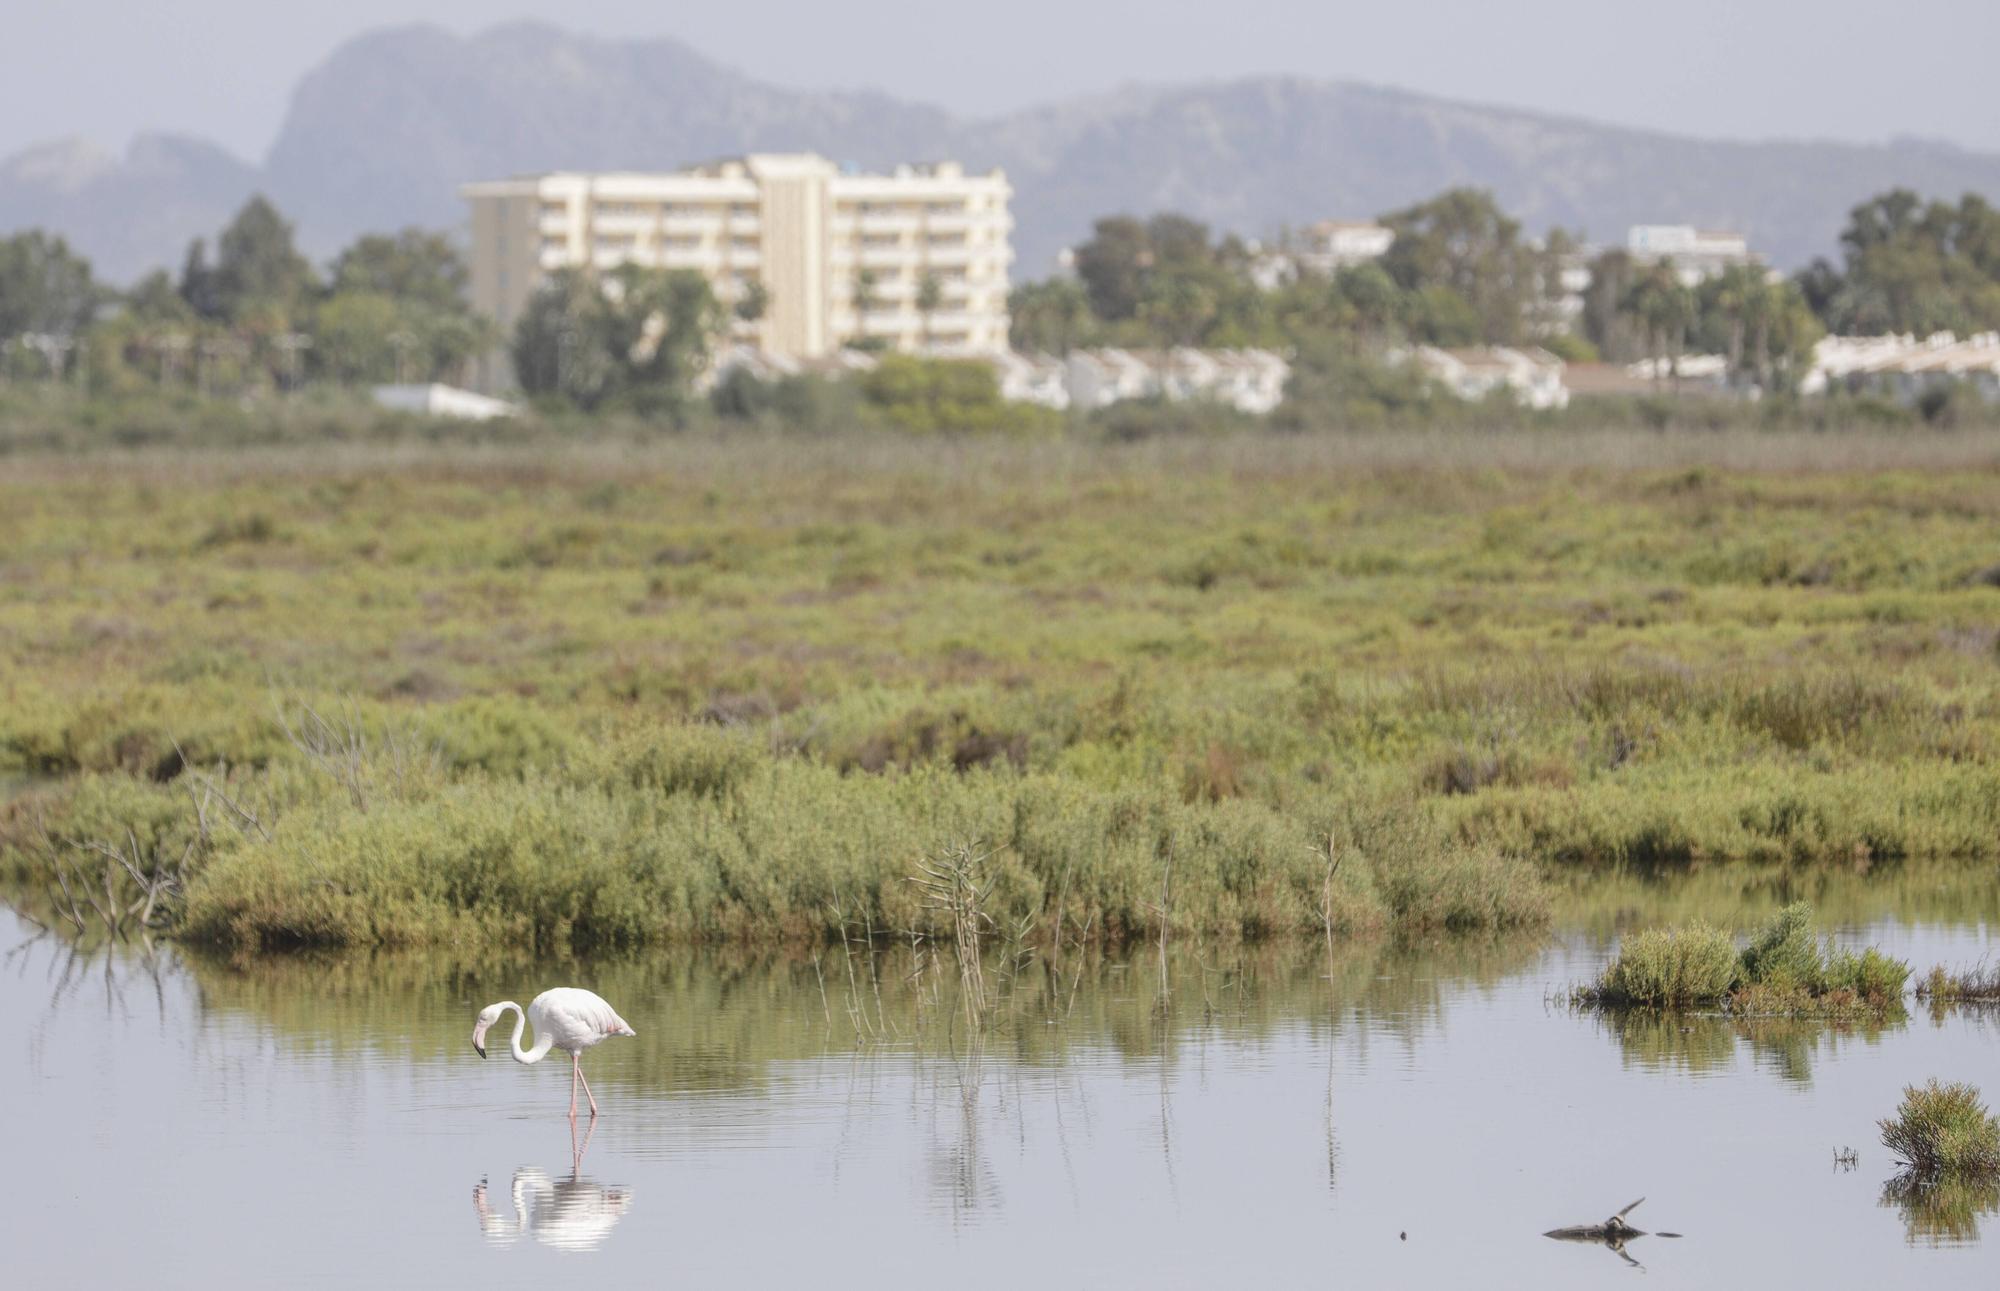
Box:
(568, 1052, 580, 1121)
(577, 1059, 599, 1118)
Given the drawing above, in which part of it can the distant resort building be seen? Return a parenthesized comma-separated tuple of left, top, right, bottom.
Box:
(463, 154, 1015, 387)
(1625, 224, 1759, 286)
(1250, 219, 1395, 288)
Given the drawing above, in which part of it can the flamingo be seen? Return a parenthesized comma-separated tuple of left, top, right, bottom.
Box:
(472, 988, 636, 1119)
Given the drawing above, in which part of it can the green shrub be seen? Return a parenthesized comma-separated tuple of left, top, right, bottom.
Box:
(1590, 923, 1741, 1007)
(1740, 901, 1826, 989)
(1881, 1080, 2000, 1178)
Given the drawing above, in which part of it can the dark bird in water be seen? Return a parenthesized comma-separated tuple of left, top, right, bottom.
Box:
(1544, 1198, 1682, 1269)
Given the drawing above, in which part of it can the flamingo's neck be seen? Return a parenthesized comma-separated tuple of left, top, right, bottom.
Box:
(503, 1002, 557, 1065)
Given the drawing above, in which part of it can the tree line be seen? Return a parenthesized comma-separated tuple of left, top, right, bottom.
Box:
(1015, 189, 2000, 385)
(0, 196, 492, 394)
(4, 185, 2000, 412)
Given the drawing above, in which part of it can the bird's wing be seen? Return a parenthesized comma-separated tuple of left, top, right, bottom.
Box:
(1616, 1197, 1645, 1219)
(534, 987, 633, 1038)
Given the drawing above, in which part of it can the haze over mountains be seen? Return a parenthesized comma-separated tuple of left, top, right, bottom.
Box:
(8, 20, 2000, 284)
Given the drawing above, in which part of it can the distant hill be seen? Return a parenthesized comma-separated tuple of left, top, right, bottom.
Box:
(0, 134, 258, 282)
(8, 21, 2000, 282)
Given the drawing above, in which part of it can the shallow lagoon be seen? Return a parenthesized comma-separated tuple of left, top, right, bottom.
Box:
(4, 892, 1997, 1288)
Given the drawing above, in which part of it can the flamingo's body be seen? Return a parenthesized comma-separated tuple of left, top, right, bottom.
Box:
(473, 988, 636, 1119)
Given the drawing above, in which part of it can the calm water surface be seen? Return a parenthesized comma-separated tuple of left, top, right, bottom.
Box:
(4, 899, 1997, 1288)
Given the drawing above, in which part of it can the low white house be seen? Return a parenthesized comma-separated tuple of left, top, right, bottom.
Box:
(988, 351, 1071, 410)
(371, 383, 519, 421)
(1403, 346, 1570, 410)
(1062, 347, 1290, 414)
(705, 343, 882, 389)
(701, 344, 1289, 415)
(1625, 353, 1732, 389)
(1802, 332, 2000, 403)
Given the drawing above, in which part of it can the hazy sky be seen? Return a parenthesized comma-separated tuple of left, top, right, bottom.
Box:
(8, 1, 1999, 163)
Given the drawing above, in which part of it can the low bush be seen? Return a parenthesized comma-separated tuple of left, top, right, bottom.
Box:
(1881, 1080, 2000, 1179)
(1587, 923, 1740, 1007)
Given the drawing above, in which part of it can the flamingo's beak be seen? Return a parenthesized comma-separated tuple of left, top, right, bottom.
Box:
(472, 1020, 491, 1058)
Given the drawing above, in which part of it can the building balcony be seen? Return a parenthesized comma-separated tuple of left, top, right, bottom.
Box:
(856, 212, 921, 235)
(656, 213, 725, 234)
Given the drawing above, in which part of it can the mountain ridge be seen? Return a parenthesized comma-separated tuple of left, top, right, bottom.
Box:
(7, 21, 2000, 283)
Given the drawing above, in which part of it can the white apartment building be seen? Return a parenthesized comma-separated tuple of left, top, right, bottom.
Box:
(1296, 220, 1396, 275)
(1250, 220, 1396, 289)
(1626, 225, 1757, 287)
(463, 154, 1014, 386)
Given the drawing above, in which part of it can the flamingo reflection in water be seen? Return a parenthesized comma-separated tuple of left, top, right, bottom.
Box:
(473, 1118, 632, 1253)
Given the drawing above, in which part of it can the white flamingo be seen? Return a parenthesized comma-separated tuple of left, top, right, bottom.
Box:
(472, 988, 636, 1119)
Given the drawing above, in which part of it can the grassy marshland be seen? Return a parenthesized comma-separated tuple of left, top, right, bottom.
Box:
(5, 430, 2000, 952)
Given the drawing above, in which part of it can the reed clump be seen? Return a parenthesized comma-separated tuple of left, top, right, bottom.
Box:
(1575, 902, 1909, 1014)
(1914, 964, 2000, 1004)
(1586, 923, 1740, 1008)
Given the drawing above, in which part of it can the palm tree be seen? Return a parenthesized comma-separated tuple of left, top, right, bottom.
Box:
(1621, 264, 1695, 389)
(916, 273, 944, 352)
(850, 269, 880, 350)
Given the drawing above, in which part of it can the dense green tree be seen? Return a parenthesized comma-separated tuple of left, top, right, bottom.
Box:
(315, 227, 491, 384)
(1802, 190, 2000, 335)
(0, 230, 99, 339)
(1072, 216, 1151, 321)
(328, 229, 468, 309)
(1332, 263, 1404, 340)
(511, 265, 724, 413)
(1137, 261, 1229, 345)
(177, 239, 223, 320)
(210, 196, 316, 324)
(1401, 284, 1483, 347)
(124, 270, 195, 324)
(1067, 213, 1268, 347)
(1379, 188, 1556, 344)
(1008, 279, 1095, 354)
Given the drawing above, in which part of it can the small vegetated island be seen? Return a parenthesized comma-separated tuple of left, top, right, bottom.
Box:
(1576, 903, 1911, 1017)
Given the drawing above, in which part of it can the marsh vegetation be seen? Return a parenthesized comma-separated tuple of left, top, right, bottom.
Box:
(5, 429, 2000, 951)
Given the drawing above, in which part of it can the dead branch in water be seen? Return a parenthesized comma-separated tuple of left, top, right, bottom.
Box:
(910, 840, 1000, 1028)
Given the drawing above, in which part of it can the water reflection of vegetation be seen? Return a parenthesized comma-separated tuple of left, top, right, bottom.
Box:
(1600, 1009, 1898, 1085)
(1882, 1171, 2000, 1246)
(156, 932, 1548, 1089)
(1556, 860, 2000, 938)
